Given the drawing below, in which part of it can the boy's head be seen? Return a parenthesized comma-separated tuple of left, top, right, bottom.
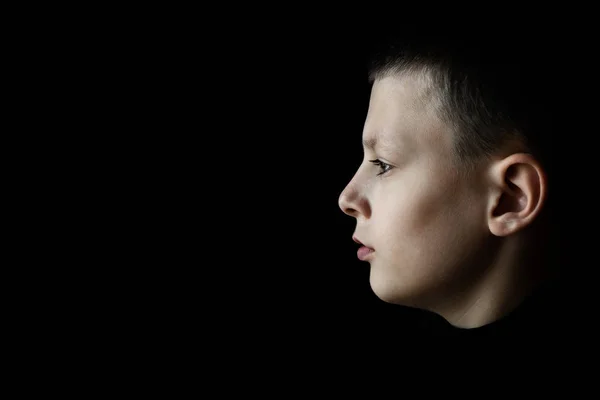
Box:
(338, 37, 557, 328)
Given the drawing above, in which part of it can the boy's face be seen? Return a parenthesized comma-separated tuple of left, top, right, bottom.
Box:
(338, 74, 491, 309)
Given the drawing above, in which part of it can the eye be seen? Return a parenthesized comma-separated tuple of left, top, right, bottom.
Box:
(369, 159, 393, 176)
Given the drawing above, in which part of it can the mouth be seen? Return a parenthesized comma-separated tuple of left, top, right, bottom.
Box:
(353, 235, 374, 250)
(357, 246, 374, 260)
(353, 235, 375, 260)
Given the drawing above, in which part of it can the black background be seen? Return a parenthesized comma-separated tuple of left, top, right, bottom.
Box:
(92, 22, 600, 352)
(23, 9, 600, 391)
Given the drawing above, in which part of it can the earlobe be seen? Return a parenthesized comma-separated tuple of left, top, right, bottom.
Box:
(487, 153, 547, 237)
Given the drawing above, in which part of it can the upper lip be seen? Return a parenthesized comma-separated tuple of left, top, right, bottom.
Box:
(353, 235, 373, 249)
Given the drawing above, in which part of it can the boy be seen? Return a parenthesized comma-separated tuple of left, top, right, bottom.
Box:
(338, 37, 560, 331)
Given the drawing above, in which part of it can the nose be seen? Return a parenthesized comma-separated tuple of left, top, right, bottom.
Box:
(338, 183, 367, 219)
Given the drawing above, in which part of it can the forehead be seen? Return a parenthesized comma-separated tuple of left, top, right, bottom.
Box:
(363, 74, 446, 153)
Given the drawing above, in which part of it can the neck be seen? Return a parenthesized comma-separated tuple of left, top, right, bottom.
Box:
(433, 231, 552, 329)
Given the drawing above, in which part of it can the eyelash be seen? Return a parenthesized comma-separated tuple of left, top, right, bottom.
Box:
(369, 159, 393, 176)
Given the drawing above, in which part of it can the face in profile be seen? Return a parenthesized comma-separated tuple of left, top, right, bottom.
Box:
(338, 74, 493, 310)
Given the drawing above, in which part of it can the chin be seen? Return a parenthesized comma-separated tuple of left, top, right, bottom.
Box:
(369, 275, 403, 303)
(369, 271, 425, 307)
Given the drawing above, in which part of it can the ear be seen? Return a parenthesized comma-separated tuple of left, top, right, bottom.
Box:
(487, 153, 548, 237)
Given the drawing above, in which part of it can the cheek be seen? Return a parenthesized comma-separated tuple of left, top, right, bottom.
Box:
(371, 193, 476, 300)
(382, 183, 451, 232)
(368, 169, 486, 302)
(376, 179, 471, 256)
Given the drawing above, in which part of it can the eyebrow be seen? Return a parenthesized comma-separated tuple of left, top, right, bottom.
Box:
(362, 135, 401, 153)
(362, 137, 378, 151)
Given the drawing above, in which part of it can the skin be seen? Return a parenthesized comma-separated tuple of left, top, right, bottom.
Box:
(338, 73, 549, 328)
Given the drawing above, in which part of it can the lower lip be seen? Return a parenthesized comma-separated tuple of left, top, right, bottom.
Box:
(357, 246, 374, 260)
